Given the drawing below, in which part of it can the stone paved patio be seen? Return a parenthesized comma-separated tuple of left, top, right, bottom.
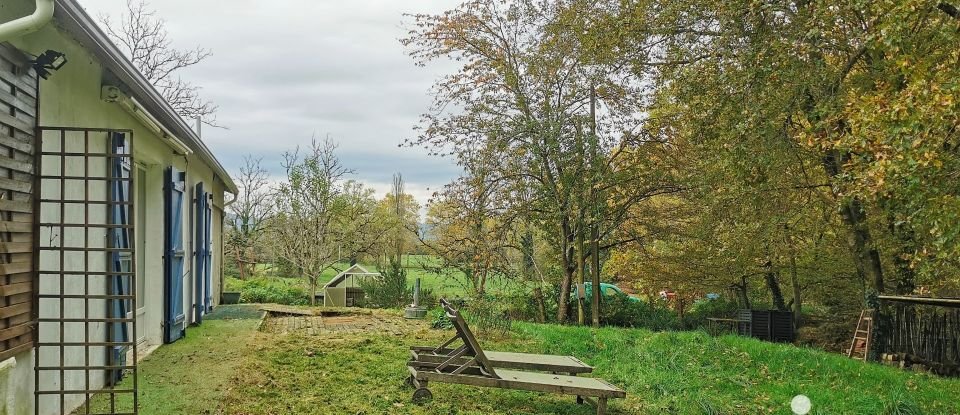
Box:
(263, 310, 423, 336)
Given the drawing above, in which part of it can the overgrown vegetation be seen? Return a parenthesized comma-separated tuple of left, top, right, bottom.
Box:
(228, 277, 310, 306)
(682, 299, 742, 330)
(580, 294, 680, 331)
(360, 259, 411, 308)
(397, 0, 960, 334)
(102, 308, 960, 414)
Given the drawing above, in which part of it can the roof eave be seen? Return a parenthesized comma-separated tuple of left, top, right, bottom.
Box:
(53, 0, 238, 194)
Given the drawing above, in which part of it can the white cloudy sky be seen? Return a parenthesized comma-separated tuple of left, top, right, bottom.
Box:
(77, 0, 462, 204)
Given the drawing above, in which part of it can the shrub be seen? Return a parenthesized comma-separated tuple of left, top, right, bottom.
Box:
(682, 298, 740, 330)
(361, 259, 440, 310)
(430, 307, 453, 329)
(272, 257, 301, 279)
(500, 288, 553, 322)
(579, 293, 680, 331)
(428, 297, 512, 335)
(417, 286, 438, 309)
(361, 259, 412, 308)
(235, 277, 310, 305)
(224, 277, 244, 292)
(463, 297, 513, 335)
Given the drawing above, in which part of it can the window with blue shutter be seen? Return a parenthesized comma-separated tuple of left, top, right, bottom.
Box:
(194, 185, 215, 323)
(204, 192, 213, 312)
(193, 182, 206, 324)
(163, 167, 186, 343)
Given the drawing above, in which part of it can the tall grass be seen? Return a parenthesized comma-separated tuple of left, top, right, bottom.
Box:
(509, 323, 959, 414)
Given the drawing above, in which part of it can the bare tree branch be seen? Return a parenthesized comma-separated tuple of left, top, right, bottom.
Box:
(100, 0, 220, 126)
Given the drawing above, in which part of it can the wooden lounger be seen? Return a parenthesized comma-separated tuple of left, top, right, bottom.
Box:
(409, 347, 593, 375)
(406, 299, 625, 415)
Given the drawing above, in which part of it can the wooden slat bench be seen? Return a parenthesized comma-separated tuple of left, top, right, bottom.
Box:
(409, 347, 594, 375)
(406, 299, 625, 414)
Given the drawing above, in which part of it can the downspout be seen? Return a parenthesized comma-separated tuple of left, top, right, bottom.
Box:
(0, 0, 55, 43)
(220, 185, 237, 304)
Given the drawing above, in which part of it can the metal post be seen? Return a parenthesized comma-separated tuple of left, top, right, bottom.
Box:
(413, 278, 421, 308)
(405, 278, 426, 319)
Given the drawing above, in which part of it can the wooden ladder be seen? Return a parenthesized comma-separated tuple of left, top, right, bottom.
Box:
(847, 309, 874, 360)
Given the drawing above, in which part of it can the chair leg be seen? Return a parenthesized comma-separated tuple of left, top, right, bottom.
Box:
(596, 398, 607, 415)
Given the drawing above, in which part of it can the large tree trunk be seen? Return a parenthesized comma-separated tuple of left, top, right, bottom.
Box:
(521, 230, 547, 323)
(576, 229, 586, 325)
(732, 276, 751, 309)
(588, 84, 602, 328)
(591, 225, 601, 328)
(785, 229, 802, 325)
(235, 247, 246, 280)
(823, 150, 885, 293)
(533, 285, 547, 323)
(478, 259, 489, 295)
(556, 219, 574, 322)
(886, 212, 917, 295)
(764, 260, 788, 312)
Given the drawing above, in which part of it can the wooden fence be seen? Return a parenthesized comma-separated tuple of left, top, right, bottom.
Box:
(0, 43, 38, 363)
(876, 299, 960, 373)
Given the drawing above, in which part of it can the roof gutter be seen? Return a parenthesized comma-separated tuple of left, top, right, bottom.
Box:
(119, 95, 194, 156)
(0, 0, 55, 43)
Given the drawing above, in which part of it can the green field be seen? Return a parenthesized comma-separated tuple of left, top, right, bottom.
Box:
(87, 305, 959, 414)
(226, 255, 518, 301)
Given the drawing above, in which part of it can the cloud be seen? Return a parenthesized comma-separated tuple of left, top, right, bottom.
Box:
(79, 0, 459, 207)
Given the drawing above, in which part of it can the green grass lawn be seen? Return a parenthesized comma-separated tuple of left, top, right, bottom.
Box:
(90, 305, 959, 414)
(226, 255, 517, 301)
(82, 306, 265, 414)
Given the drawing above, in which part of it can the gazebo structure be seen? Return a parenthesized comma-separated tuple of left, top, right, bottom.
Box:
(323, 264, 382, 307)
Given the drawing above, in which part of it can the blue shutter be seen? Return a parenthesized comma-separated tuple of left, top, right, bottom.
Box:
(164, 167, 186, 343)
(204, 192, 213, 312)
(108, 132, 132, 383)
(193, 182, 206, 324)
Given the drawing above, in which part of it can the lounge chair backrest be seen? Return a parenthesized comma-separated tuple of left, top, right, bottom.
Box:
(441, 300, 498, 377)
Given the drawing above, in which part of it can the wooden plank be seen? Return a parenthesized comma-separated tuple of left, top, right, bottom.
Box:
(411, 348, 593, 374)
(0, 199, 31, 213)
(0, 221, 32, 233)
(0, 45, 31, 72)
(0, 302, 29, 319)
(0, 67, 37, 96)
(0, 111, 34, 135)
(0, 88, 36, 117)
(260, 304, 320, 316)
(0, 262, 31, 276)
(6, 292, 30, 307)
(0, 155, 32, 174)
(878, 295, 960, 308)
(410, 366, 626, 399)
(0, 133, 34, 155)
(0, 341, 32, 363)
(0, 242, 31, 254)
(6, 271, 31, 285)
(0, 177, 32, 194)
(0, 322, 32, 343)
(3, 213, 32, 224)
(0, 281, 30, 296)
(445, 305, 499, 376)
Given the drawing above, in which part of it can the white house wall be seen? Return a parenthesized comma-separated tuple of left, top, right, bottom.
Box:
(0, 4, 228, 414)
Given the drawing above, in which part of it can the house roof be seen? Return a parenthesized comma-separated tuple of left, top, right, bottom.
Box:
(52, 0, 238, 194)
(323, 264, 382, 289)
